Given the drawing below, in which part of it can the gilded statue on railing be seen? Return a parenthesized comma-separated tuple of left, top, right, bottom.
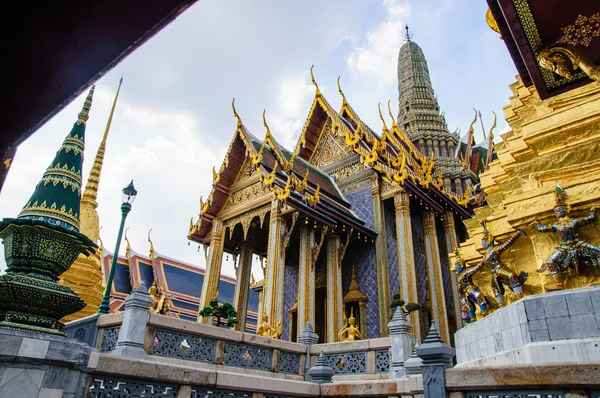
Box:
(256, 314, 283, 339)
(339, 309, 361, 342)
(480, 221, 528, 304)
(454, 248, 488, 323)
(149, 281, 179, 318)
(531, 183, 600, 287)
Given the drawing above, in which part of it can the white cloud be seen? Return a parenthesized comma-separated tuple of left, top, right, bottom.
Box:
(268, 73, 315, 149)
(347, 0, 412, 86)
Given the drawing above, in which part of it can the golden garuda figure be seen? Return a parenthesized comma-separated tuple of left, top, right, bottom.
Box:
(338, 309, 361, 342)
(480, 221, 528, 304)
(532, 183, 599, 286)
(454, 248, 488, 323)
(148, 281, 178, 317)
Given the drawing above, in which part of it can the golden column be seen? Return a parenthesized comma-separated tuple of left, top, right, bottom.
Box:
(263, 200, 287, 328)
(61, 79, 123, 321)
(198, 219, 225, 323)
(326, 232, 343, 342)
(393, 188, 422, 338)
(233, 240, 254, 331)
(297, 224, 315, 331)
(442, 210, 462, 328)
(372, 176, 390, 336)
(423, 210, 450, 343)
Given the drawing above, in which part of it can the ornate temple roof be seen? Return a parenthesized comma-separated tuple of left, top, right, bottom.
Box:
(189, 68, 475, 244)
(486, 0, 600, 99)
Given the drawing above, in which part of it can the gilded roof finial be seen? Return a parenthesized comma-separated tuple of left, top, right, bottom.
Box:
(83, 78, 123, 201)
(378, 102, 389, 132)
(337, 76, 348, 106)
(148, 228, 155, 263)
(232, 98, 242, 128)
(404, 25, 413, 42)
(485, 111, 497, 170)
(310, 65, 321, 97)
(387, 101, 398, 129)
(77, 85, 95, 125)
(124, 227, 131, 261)
(262, 109, 272, 139)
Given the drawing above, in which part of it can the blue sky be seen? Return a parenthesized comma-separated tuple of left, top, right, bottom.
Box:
(0, 0, 518, 277)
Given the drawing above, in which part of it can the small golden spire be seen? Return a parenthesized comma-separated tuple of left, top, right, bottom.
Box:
(77, 85, 96, 125)
(98, 226, 104, 253)
(148, 228, 155, 263)
(337, 77, 348, 106)
(310, 65, 321, 97)
(232, 98, 242, 128)
(83, 79, 123, 201)
(124, 227, 131, 261)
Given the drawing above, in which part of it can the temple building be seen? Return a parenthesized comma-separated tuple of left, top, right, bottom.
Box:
(188, 61, 476, 343)
(100, 234, 260, 332)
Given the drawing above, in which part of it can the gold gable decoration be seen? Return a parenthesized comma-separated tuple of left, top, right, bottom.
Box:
(309, 119, 353, 168)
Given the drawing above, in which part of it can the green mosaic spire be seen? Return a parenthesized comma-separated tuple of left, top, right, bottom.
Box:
(17, 86, 95, 233)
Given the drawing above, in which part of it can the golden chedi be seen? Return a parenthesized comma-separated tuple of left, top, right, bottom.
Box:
(456, 75, 600, 308)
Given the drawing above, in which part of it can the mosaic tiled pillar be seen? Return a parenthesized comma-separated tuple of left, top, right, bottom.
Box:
(264, 200, 286, 329)
(198, 219, 225, 323)
(233, 240, 254, 331)
(372, 177, 390, 336)
(423, 210, 450, 343)
(394, 189, 422, 338)
(298, 224, 315, 331)
(326, 232, 343, 342)
(442, 211, 462, 329)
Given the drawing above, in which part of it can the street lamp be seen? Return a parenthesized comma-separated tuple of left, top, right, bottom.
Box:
(98, 180, 137, 314)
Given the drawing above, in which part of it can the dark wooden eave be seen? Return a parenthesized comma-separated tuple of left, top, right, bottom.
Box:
(1, 0, 198, 192)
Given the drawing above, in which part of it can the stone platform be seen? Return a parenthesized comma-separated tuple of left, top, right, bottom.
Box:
(454, 286, 600, 366)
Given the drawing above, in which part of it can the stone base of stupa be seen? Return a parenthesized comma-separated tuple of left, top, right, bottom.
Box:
(454, 286, 600, 367)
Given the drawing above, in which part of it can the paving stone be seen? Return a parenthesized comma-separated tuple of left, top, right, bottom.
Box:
(590, 289, 600, 313)
(520, 322, 531, 344)
(546, 316, 574, 340)
(0, 335, 23, 356)
(41, 367, 68, 389)
(565, 291, 594, 316)
(0, 368, 43, 398)
(524, 297, 545, 320)
(527, 319, 548, 331)
(530, 328, 550, 342)
(570, 314, 600, 339)
(18, 338, 49, 359)
(38, 387, 63, 398)
(493, 332, 504, 352)
(542, 294, 569, 318)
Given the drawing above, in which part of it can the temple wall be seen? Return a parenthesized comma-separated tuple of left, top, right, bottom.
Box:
(346, 187, 380, 338)
(384, 199, 400, 299)
(410, 211, 428, 337)
(282, 250, 299, 341)
(436, 217, 455, 336)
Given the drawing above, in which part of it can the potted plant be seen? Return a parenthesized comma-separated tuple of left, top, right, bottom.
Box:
(199, 299, 238, 328)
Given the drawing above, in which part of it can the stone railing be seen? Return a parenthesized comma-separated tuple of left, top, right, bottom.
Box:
(310, 338, 391, 379)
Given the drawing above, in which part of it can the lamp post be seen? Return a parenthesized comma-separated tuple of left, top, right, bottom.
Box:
(98, 180, 137, 314)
